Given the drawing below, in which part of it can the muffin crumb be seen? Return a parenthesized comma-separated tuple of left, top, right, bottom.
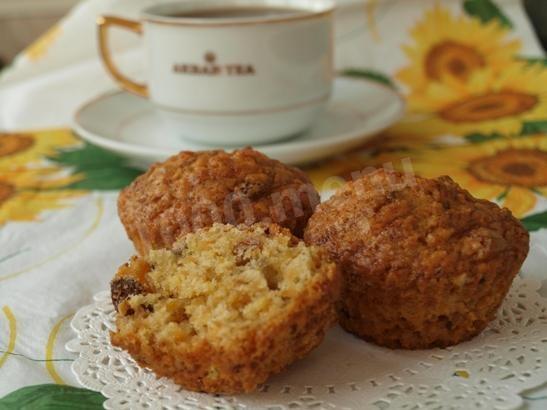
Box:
(111, 223, 340, 393)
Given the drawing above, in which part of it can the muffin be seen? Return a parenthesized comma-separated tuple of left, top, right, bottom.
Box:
(304, 170, 529, 349)
(110, 223, 340, 393)
(118, 148, 319, 255)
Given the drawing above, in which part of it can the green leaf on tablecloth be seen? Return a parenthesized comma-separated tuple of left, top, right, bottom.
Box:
(496, 188, 509, 202)
(340, 68, 396, 89)
(518, 56, 547, 67)
(464, 132, 502, 143)
(66, 167, 143, 190)
(48, 142, 142, 190)
(50, 142, 130, 170)
(463, 0, 512, 28)
(520, 210, 547, 232)
(521, 120, 547, 135)
(0, 384, 105, 410)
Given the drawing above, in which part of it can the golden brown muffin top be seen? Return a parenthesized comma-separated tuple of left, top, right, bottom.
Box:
(118, 148, 319, 252)
(304, 170, 529, 289)
(133, 148, 310, 204)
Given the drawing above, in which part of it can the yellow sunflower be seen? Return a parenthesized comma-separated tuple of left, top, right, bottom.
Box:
(307, 153, 370, 192)
(397, 4, 520, 91)
(0, 167, 84, 225)
(367, 135, 547, 217)
(24, 24, 62, 62)
(392, 63, 547, 137)
(306, 130, 450, 192)
(0, 130, 80, 170)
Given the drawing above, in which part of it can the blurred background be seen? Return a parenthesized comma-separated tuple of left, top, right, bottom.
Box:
(0, 0, 79, 69)
(0, 0, 545, 71)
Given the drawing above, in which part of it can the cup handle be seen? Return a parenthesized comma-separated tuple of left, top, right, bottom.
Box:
(97, 16, 148, 98)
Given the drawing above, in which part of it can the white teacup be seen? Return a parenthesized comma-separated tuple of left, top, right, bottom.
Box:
(97, 0, 334, 145)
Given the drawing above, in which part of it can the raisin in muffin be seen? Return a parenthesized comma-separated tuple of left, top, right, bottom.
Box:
(118, 148, 319, 255)
(110, 223, 340, 393)
(304, 170, 529, 349)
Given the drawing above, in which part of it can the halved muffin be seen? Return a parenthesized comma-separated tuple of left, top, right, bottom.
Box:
(110, 223, 340, 393)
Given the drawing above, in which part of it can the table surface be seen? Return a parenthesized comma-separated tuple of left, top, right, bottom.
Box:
(0, 0, 546, 408)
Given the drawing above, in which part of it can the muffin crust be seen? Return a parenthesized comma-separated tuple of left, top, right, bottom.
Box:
(118, 148, 319, 255)
(304, 170, 529, 349)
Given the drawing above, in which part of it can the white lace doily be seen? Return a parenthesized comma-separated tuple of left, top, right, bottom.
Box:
(66, 276, 547, 410)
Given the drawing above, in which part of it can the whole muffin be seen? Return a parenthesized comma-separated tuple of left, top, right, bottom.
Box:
(110, 223, 340, 393)
(118, 148, 319, 255)
(304, 170, 529, 349)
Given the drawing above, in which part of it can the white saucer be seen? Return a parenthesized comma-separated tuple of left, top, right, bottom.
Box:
(72, 77, 404, 167)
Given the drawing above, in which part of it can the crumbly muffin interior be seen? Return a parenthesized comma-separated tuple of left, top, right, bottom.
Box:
(116, 224, 330, 348)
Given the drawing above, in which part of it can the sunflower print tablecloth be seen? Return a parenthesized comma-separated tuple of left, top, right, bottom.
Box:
(1, 0, 547, 408)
